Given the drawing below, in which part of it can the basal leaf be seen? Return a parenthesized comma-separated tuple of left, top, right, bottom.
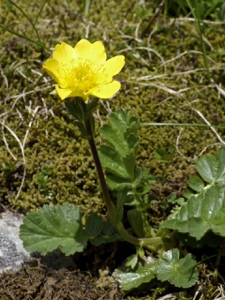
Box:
(163, 185, 225, 239)
(127, 209, 145, 237)
(188, 176, 205, 192)
(217, 147, 225, 180)
(156, 249, 198, 288)
(163, 202, 189, 233)
(85, 213, 104, 238)
(195, 147, 225, 184)
(89, 221, 120, 246)
(20, 203, 87, 256)
(164, 148, 225, 240)
(195, 154, 218, 183)
(113, 261, 156, 291)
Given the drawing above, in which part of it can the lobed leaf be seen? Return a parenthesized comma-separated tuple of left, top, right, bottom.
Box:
(163, 185, 225, 239)
(98, 109, 139, 183)
(195, 147, 225, 183)
(113, 261, 156, 291)
(156, 249, 198, 288)
(20, 203, 87, 256)
(163, 147, 225, 240)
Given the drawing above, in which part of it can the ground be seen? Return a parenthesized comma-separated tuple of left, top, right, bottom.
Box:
(1, 0, 225, 299)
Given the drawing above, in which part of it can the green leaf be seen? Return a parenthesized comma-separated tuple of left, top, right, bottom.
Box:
(127, 209, 145, 237)
(85, 213, 120, 247)
(125, 254, 139, 269)
(156, 249, 198, 288)
(100, 109, 139, 155)
(163, 185, 225, 239)
(154, 145, 175, 162)
(98, 109, 140, 184)
(217, 147, 225, 179)
(163, 147, 225, 240)
(90, 220, 120, 246)
(106, 174, 132, 191)
(20, 203, 87, 256)
(98, 145, 129, 178)
(195, 154, 218, 183)
(113, 259, 156, 291)
(188, 176, 205, 192)
(85, 213, 104, 238)
(122, 153, 136, 179)
(127, 209, 155, 238)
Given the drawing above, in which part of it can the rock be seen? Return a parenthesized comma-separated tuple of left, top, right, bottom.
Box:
(0, 211, 30, 273)
(0, 211, 77, 273)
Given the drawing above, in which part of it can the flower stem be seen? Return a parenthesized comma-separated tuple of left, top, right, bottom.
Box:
(85, 117, 115, 216)
(85, 117, 163, 251)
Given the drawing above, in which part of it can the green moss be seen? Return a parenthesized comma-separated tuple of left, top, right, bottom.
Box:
(1, 0, 225, 219)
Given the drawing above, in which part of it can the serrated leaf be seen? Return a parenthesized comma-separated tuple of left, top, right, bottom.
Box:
(99, 109, 139, 157)
(164, 148, 225, 240)
(113, 263, 155, 291)
(196, 154, 218, 183)
(98, 109, 140, 185)
(125, 254, 139, 269)
(100, 124, 129, 155)
(196, 147, 225, 184)
(106, 174, 132, 191)
(122, 153, 136, 179)
(98, 144, 129, 178)
(85, 213, 104, 238)
(217, 147, 225, 180)
(127, 209, 145, 237)
(163, 185, 225, 240)
(127, 209, 154, 238)
(90, 221, 119, 246)
(156, 249, 198, 288)
(20, 203, 87, 256)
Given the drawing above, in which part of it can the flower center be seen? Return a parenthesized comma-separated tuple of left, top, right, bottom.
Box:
(60, 58, 111, 93)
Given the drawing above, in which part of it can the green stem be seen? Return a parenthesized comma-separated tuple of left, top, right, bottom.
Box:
(84, 117, 163, 250)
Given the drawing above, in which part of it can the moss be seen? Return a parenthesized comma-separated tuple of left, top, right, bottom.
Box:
(1, 0, 225, 216)
(1, 1, 225, 298)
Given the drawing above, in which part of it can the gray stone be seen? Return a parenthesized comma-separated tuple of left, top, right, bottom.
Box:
(0, 211, 30, 273)
(0, 211, 77, 273)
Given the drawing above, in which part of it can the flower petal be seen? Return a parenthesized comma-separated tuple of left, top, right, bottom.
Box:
(53, 42, 77, 64)
(89, 80, 121, 99)
(43, 58, 61, 83)
(55, 85, 74, 100)
(55, 85, 88, 101)
(104, 55, 125, 77)
(74, 39, 106, 64)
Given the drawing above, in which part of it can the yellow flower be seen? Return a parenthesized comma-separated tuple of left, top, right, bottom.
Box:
(43, 39, 125, 102)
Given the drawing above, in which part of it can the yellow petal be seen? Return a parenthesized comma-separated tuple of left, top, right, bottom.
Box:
(55, 85, 74, 100)
(53, 42, 77, 64)
(55, 85, 88, 101)
(104, 55, 125, 77)
(43, 58, 60, 84)
(74, 39, 106, 64)
(89, 80, 121, 99)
